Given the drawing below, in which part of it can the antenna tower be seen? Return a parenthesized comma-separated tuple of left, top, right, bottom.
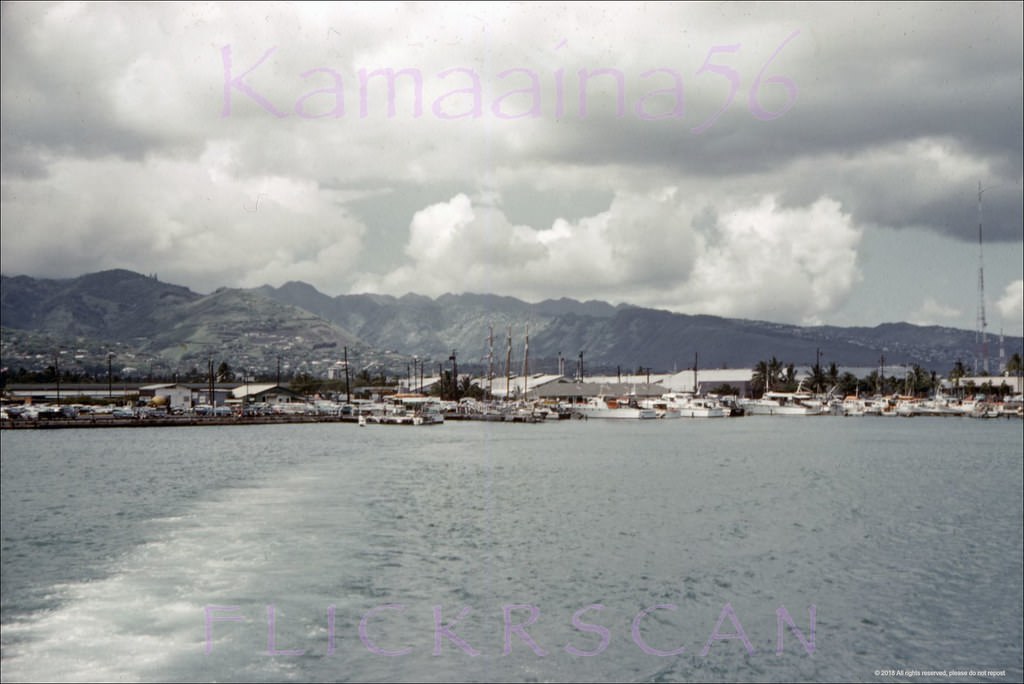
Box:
(975, 181, 989, 375)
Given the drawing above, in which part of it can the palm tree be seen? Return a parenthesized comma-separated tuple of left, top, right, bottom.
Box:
(949, 359, 966, 398)
(459, 375, 476, 398)
(1007, 352, 1023, 375)
(752, 360, 770, 398)
(216, 361, 235, 382)
(783, 363, 797, 391)
(751, 356, 785, 397)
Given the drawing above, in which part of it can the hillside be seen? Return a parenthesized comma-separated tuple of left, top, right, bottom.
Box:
(3, 270, 1018, 380)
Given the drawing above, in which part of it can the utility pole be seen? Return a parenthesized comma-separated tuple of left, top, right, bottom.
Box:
(344, 347, 351, 404)
(694, 352, 699, 395)
(449, 350, 458, 400)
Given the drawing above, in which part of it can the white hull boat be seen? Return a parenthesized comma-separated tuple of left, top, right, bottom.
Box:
(574, 396, 658, 419)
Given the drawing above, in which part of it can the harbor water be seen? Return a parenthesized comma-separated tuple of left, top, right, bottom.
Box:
(2, 417, 1022, 683)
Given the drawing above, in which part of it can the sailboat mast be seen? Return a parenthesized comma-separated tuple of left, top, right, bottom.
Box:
(487, 324, 494, 399)
(523, 324, 530, 399)
(506, 325, 513, 401)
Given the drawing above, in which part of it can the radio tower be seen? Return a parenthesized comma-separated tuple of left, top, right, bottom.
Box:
(975, 181, 989, 376)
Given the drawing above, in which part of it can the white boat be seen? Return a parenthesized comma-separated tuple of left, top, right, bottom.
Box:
(639, 398, 681, 419)
(661, 392, 726, 418)
(362, 395, 445, 425)
(840, 395, 866, 416)
(741, 390, 823, 416)
(574, 395, 658, 419)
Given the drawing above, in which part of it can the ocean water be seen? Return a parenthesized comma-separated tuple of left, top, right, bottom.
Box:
(1, 417, 1021, 683)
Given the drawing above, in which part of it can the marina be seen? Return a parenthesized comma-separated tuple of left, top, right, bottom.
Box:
(2, 391, 1020, 430)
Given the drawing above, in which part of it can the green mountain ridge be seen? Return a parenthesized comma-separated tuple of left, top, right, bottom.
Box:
(2, 269, 1017, 380)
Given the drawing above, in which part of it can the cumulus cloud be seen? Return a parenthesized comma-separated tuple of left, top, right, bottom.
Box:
(1, 2, 1021, 333)
(680, 196, 863, 324)
(996, 280, 1024, 335)
(354, 191, 862, 326)
(910, 298, 963, 327)
(0, 147, 367, 294)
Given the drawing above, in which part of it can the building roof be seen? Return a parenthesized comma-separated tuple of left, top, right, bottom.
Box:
(529, 379, 668, 399)
(480, 374, 565, 398)
(230, 383, 302, 399)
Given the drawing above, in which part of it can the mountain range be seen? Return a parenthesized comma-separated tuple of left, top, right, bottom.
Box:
(2, 269, 1017, 378)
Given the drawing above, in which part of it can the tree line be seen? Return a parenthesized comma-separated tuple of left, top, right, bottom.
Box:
(749, 354, 1023, 398)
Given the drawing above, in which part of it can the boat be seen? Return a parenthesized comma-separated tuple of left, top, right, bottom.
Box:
(639, 397, 681, 419)
(361, 395, 445, 425)
(573, 395, 658, 419)
(740, 390, 823, 416)
(661, 392, 726, 418)
(840, 395, 866, 416)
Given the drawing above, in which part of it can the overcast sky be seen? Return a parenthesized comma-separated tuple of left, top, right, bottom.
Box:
(2, 2, 1022, 336)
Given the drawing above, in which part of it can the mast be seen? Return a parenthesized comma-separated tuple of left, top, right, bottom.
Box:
(487, 325, 494, 399)
(506, 325, 513, 401)
(522, 324, 530, 399)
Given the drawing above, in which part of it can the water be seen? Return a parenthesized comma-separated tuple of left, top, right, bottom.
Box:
(2, 418, 1021, 683)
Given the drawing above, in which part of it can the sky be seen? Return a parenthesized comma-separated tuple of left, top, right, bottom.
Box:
(2, 1, 1023, 336)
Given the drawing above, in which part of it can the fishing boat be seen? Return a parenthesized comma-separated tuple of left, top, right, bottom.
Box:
(741, 390, 823, 416)
(361, 395, 445, 425)
(640, 397, 681, 419)
(662, 392, 726, 418)
(573, 395, 658, 419)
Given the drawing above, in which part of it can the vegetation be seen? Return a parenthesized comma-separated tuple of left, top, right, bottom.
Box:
(741, 355, 1021, 400)
(4, 347, 1021, 401)
(1007, 353, 1023, 375)
(750, 357, 799, 396)
(428, 372, 486, 401)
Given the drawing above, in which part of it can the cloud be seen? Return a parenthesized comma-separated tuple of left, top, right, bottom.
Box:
(910, 298, 963, 327)
(1, 2, 1020, 333)
(996, 280, 1024, 334)
(673, 195, 863, 325)
(353, 190, 862, 326)
(0, 147, 367, 294)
